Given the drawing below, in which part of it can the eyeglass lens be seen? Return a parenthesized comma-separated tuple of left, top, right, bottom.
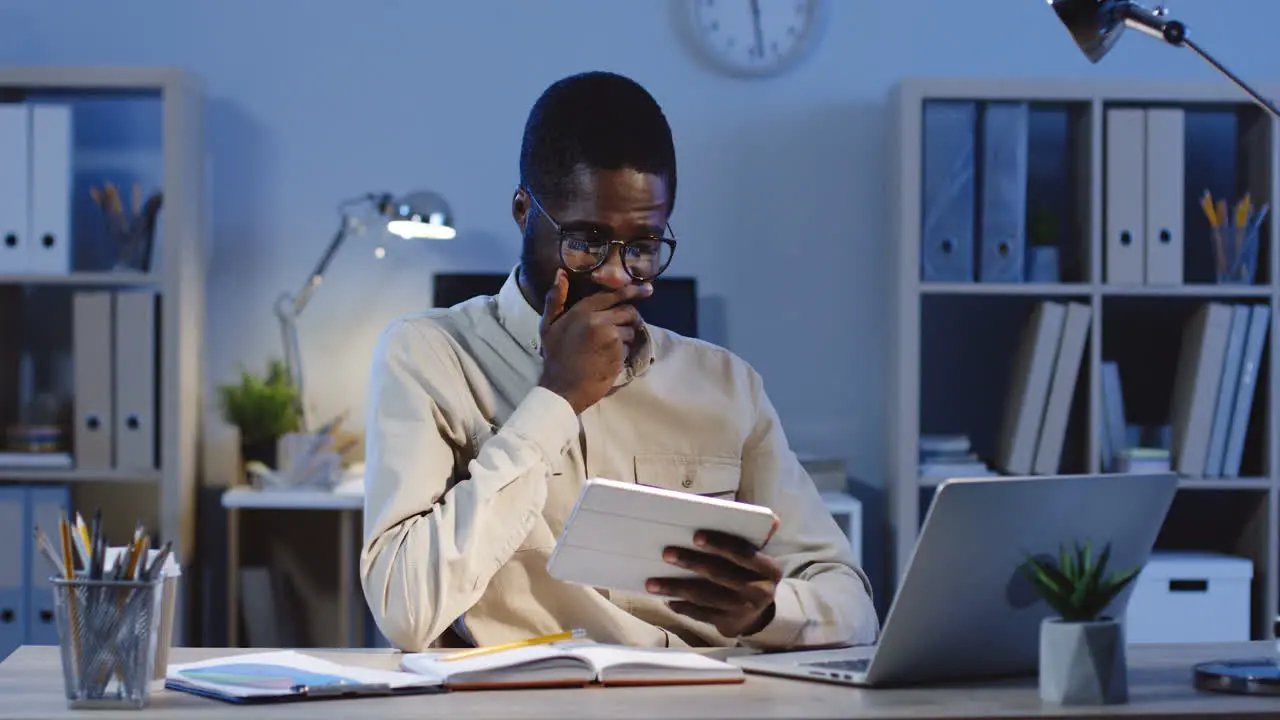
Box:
(561, 234, 673, 279)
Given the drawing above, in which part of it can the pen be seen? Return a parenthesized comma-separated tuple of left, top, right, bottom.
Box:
(438, 628, 586, 662)
(145, 541, 173, 581)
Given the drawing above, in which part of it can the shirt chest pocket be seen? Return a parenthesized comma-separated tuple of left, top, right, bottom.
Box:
(632, 454, 741, 499)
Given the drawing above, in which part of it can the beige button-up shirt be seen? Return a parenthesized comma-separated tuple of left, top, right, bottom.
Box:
(361, 267, 878, 652)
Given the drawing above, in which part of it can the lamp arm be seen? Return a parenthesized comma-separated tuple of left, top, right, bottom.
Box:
(1177, 34, 1280, 121)
(274, 193, 382, 431)
(1124, 5, 1280, 121)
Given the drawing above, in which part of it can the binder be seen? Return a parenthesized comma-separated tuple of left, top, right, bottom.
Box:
(1100, 362, 1128, 471)
(977, 102, 1029, 283)
(1169, 303, 1233, 475)
(996, 301, 1067, 474)
(0, 487, 25, 660)
(114, 290, 158, 471)
(1033, 302, 1091, 474)
(24, 485, 69, 646)
(920, 101, 977, 282)
(73, 291, 114, 470)
(27, 104, 72, 275)
(0, 104, 29, 273)
(1204, 304, 1250, 476)
(1143, 108, 1185, 285)
(1222, 305, 1271, 477)
(1104, 108, 1146, 284)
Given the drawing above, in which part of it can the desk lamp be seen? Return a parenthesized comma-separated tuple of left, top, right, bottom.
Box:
(1050, 0, 1280, 120)
(275, 190, 455, 430)
(1051, 0, 1278, 695)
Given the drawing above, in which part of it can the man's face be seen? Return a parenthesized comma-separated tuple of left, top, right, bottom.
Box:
(516, 167, 670, 311)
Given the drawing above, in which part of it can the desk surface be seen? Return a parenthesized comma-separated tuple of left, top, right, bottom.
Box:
(2, 642, 1280, 719)
(221, 485, 363, 510)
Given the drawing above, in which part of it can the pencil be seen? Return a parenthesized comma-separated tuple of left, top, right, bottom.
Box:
(438, 629, 586, 662)
(59, 517, 82, 672)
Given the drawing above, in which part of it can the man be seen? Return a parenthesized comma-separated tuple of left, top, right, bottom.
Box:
(361, 71, 877, 652)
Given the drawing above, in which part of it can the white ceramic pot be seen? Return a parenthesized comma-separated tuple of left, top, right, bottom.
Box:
(1038, 617, 1128, 705)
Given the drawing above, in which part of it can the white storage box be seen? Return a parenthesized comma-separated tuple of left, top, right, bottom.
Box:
(1124, 551, 1253, 644)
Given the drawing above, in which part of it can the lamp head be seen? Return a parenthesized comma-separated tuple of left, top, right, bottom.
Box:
(379, 191, 456, 241)
(1050, 0, 1183, 63)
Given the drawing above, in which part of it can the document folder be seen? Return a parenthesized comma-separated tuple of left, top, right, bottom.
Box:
(73, 291, 114, 470)
(1143, 108, 1185, 285)
(0, 487, 24, 661)
(1104, 108, 1146, 284)
(0, 104, 29, 273)
(27, 104, 72, 275)
(113, 290, 158, 471)
(24, 485, 69, 646)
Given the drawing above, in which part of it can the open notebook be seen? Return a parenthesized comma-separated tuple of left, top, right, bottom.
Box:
(402, 642, 744, 689)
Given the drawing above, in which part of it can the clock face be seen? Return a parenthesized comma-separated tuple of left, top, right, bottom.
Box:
(685, 0, 828, 78)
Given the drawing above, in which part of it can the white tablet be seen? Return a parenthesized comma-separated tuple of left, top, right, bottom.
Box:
(546, 477, 778, 598)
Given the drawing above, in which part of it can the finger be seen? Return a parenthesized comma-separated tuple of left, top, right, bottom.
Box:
(692, 530, 783, 581)
(573, 281, 653, 312)
(666, 601, 723, 626)
(598, 303, 641, 327)
(539, 269, 568, 336)
(663, 547, 770, 596)
(646, 578, 740, 610)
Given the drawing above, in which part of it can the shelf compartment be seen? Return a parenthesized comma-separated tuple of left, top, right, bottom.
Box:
(919, 100, 1093, 286)
(1101, 296, 1270, 478)
(921, 294, 1092, 478)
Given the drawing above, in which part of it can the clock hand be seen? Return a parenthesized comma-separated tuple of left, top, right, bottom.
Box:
(749, 0, 763, 58)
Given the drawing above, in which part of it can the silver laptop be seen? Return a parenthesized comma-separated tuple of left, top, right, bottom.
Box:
(731, 473, 1179, 687)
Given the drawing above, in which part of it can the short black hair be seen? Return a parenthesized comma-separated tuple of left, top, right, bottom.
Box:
(519, 71, 677, 215)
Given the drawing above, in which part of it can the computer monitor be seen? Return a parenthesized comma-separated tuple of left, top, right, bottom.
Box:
(432, 272, 699, 339)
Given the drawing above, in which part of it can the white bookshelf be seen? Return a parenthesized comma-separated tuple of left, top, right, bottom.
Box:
(0, 67, 206, 577)
(889, 77, 1279, 640)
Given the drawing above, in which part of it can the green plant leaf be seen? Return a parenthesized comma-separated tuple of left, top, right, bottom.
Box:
(1018, 540, 1138, 622)
(216, 358, 302, 445)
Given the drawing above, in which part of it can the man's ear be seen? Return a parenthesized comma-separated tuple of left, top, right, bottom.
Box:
(512, 186, 531, 233)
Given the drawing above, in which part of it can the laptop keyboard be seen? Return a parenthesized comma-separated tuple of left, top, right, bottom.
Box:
(804, 658, 870, 672)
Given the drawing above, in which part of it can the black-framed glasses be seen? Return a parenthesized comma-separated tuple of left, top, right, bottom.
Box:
(526, 189, 677, 281)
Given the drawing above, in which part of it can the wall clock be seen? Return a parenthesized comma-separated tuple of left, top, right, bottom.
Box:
(681, 0, 829, 78)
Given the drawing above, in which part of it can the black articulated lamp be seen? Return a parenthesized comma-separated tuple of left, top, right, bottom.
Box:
(1051, 1, 1280, 695)
(1050, 0, 1280, 120)
(276, 190, 456, 431)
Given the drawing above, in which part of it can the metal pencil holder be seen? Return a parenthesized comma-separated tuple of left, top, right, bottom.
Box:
(51, 576, 164, 709)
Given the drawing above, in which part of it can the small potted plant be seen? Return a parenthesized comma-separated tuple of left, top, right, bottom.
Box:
(216, 359, 302, 477)
(1021, 540, 1140, 706)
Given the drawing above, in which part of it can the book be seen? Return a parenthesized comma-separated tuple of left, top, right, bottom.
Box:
(401, 642, 745, 689)
(165, 651, 444, 704)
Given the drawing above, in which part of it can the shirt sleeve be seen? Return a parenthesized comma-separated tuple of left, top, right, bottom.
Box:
(359, 318, 581, 652)
(733, 368, 880, 650)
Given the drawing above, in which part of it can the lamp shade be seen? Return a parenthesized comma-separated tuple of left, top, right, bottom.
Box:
(1050, 0, 1129, 63)
(384, 190, 456, 240)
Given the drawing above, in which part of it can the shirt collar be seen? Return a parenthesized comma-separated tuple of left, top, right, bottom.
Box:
(495, 265, 655, 382)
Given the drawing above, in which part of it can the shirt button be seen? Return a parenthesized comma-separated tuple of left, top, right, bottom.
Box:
(682, 478, 693, 488)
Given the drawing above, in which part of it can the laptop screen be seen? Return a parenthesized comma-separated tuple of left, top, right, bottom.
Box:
(432, 272, 699, 338)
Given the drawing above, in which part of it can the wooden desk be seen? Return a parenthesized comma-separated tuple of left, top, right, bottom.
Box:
(2, 642, 1280, 718)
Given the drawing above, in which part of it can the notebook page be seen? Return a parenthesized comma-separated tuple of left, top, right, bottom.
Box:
(560, 643, 741, 675)
(402, 644, 588, 680)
